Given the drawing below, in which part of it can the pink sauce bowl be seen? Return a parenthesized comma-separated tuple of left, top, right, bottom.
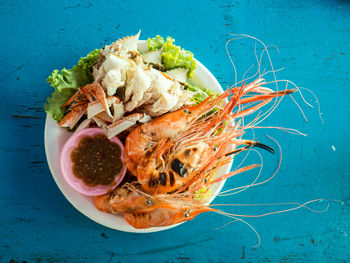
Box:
(60, 128, 127, 196)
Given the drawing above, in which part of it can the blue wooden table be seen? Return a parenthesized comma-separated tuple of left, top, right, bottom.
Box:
(1, 0, 349, 262)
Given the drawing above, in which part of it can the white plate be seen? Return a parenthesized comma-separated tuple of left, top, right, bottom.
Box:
(44, 56, 232, 233)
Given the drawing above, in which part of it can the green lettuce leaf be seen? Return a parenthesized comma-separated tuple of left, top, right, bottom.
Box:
(44, 49, 101, 121)
(184, 82, 217, 103)
(147, 35, 164, 51)
(44, 88, 76, 121)
(194, 187, 212, 200)
(184, 83, 219, 119)
(162, 37, 196, 78)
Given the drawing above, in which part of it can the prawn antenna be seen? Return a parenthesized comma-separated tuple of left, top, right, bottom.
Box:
(270, 89, 297, 96)
(225, 141, 274, 156)
(253, 142, 275, 154)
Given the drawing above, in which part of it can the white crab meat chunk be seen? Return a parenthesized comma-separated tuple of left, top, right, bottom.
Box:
(92, 116, 106, 127)
(137, 40, 149, 54)
(107, 120, 135, 138)
(103, 68, 124, 96)
(109, 31, 141, 57)
(124, 65, 152, 112)
(94, 53, 130, 89)
(92, 32, 195, 120)
(116, 31, 140, 52)
(112, 102, 124, 122)
(103, 54, 130, 72)
(100, 31, 140, 60)
(141, 49, 162, 67)
(59, 109, 85, 129)
(100, 54, 131, 96)
(139, 113, 151, 123)
(143, 82, 182, 116)
(87, 101, 104, 119)
(75, 119, 92, 132)
(106, 113, 150, 139)
(96, 111, 113, 123)
(87, 96, 117, 119)
(166, 68, 189, 83)
(172, 89, 194, 111)
(140, 69, 187, 116)
(144, 68, 174, 100)
(92, 64, 105, 82)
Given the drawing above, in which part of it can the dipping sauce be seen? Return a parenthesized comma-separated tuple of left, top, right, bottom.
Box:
(71, 134, 123, 187)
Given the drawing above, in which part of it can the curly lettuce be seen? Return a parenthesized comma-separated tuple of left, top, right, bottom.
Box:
(44, 49, 101, 121)
(184, 83, 217, 103)
(147, 35, 218, 107)
(162, 37, 196, 78)
(44, 88, 76, 122)
(147, 35, 164, 51)
(147, 36, 196, 78)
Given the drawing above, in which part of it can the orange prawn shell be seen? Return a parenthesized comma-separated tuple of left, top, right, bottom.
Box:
(124, 95, 222, 164)
(137, 142, 214, 194)
(125, 109, 189, 163)
(94, 186, 152, 214)
(124, 206, 215, 229)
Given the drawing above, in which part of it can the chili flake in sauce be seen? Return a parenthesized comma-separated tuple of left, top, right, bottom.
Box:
(71, 134, 123, 187)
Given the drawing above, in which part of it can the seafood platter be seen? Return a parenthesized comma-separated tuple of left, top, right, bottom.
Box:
(44, 32, 295, 232)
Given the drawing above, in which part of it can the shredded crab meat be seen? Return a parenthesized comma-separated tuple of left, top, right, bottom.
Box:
(141, 49, 163, 67)
(94, 32, 194, 117)
(124, 65, 152, 112)
(60, 32, 199, 136)
(166, 68, 189, 83)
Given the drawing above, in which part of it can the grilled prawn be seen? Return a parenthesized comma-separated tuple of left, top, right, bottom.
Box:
(124, 78, 294, 194)
(94, 157, 261, 228)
